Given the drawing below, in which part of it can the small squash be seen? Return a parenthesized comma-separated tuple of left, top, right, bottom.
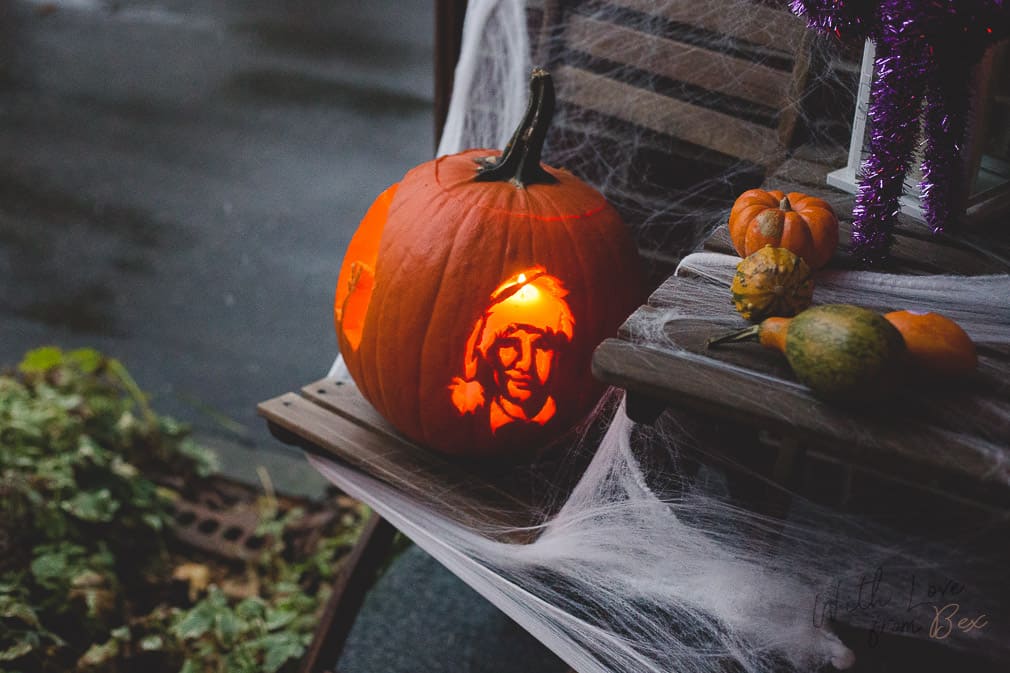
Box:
(884, 310, 977, 377)
(731, 246, 813, 322)
(709, 304, 905, 401)
(728, 189, 839, 270)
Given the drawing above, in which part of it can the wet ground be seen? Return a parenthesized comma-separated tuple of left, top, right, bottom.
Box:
(0, 0, 435, 494)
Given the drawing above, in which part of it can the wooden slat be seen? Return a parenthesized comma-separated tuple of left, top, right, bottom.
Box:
(606, 0, 808, 54)
(565, 15, 793, 106)
(297, 513, 397, 673)
(770, 156, 841, 188)
(257, 392, 536, 537)
(775, 30, 812, 148)
(555, 65, 783, 165)
(434, 0, 469, 149)
(301, 378, 403, 443)
(592, 338, 1010, 507)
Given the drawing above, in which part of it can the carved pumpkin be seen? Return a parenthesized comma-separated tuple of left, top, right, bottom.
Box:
(728, 189, 839, 270)
(334, 69, 643, 457)
(731, 246, 814, 322)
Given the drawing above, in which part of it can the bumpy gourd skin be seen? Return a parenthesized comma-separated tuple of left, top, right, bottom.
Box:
(731, 246, 813, 322)
(784, 304, 905, 401)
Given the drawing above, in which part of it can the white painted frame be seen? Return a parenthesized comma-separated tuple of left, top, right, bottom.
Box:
(825, 41, 1010, 224)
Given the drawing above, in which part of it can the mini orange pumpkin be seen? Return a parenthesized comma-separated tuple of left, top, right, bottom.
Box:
(728, 189, 839, 270)
(883, 310, 977, 377)
(334, 69, 643, 457)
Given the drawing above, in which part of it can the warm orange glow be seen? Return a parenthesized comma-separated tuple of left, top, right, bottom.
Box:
(448, 267, 574, 433)
(335, 183, 398, 350)
(340, 261, 374, 351)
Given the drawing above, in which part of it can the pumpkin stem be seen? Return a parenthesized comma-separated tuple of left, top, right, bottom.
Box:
(707, 325, 760, 348)
(780, 196, 792, 211)
(474, 68, 558, 188)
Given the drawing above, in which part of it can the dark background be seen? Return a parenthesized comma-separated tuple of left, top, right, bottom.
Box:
(0, 0, 436, 493)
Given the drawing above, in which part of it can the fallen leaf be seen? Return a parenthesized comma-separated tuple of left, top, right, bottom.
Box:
(173, 563, 211, 602)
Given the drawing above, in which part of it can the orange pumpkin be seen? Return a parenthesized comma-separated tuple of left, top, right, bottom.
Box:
(883, 310, 977, 377)
(728, 189, 839, 270)
(334, 69, 643, 457)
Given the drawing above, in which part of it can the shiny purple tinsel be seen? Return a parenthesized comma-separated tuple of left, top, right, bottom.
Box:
(787, 0, 874, 40)
(790, 0, 1010, 264)
(851, 0, 929, 264)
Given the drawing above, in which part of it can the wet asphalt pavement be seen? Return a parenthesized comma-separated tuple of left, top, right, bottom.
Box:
(0, 0, 435, 494)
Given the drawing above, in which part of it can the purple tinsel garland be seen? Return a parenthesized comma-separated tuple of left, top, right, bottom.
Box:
(790, 0, 1010, 264)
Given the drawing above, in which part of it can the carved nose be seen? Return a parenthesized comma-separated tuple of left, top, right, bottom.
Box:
(515, 339, 533, 371)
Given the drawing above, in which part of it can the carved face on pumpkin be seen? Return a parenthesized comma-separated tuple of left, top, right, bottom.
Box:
(334, 71, 643, 457)
(449, 267, 574, 433)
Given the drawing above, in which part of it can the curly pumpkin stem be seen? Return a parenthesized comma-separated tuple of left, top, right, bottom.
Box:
(474, 68, 558, 188)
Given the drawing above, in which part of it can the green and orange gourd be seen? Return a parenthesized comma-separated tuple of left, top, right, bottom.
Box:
(709, 304, 906, 401)
(709, 303, 979, 401)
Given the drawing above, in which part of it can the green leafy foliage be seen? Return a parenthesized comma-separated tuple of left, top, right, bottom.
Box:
(0, 348, 365, 673)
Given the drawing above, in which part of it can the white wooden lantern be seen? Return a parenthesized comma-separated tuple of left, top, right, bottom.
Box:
(826, 41, 1010, 224)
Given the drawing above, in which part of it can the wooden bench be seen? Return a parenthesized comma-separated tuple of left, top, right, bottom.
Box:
(260, 152, 1010, 672)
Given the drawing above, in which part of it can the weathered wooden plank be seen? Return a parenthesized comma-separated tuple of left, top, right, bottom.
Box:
(257, 393, 536, 537)
(768, 156, 840, 188)
(617, 304, 671, 341)
(555, 65, 783, 165)
(605, 0, 808, 54)
(565, 15, 794, 106)
(301, 378, 402, 443)
(592, 338, 1010, 505)
(775, 29, 812, 149)
(609, 277, 1010, 443)
(756, 177, 856, 210)
(648, 268, 733, 309)
(789, 143, 851, 166)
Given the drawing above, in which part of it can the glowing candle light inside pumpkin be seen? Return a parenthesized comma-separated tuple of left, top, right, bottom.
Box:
(514, 280, 540, 304)
(449, 266, 574, 432)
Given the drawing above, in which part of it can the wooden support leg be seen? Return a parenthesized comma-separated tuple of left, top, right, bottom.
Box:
(722, 430, 806, 546)
(625, 392, 667, 425)
(300, 513, 398, 673)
